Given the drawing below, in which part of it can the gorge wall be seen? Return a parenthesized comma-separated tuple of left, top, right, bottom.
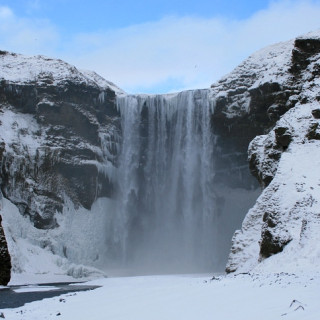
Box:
(0, 30, 320, 282)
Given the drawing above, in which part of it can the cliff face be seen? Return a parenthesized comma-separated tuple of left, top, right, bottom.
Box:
(0, 214, 11, 285)
(225, 31, 320, 273)
(211, 39, 298, 187)
(0, 52, 123, 278)
(0, 51, 122, 229)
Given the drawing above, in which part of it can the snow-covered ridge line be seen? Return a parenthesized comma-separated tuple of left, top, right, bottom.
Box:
(209, 37, 297, 121)
(211, 38, 294, 93)
(297, 28, 320, 40)
(0, 50, 125, 94)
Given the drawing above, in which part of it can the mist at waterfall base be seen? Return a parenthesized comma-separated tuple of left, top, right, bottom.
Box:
(102, 90, 259, 275)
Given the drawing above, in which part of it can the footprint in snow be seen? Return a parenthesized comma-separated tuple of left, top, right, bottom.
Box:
(281, 299, 306, 316)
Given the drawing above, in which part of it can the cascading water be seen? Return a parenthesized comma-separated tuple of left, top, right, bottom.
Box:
(105, 89, 220, 273)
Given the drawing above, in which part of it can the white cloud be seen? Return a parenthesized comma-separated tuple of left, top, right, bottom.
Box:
(63, 0, 320, 93)
(1, 1, 320, 93)
(0, 6, 14, 19)
(26, 0, 41, 13)
(65, 17, 237, 93)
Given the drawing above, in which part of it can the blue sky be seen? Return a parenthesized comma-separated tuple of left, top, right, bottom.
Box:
(1, 0, 320, 93)
(3, 0, 274, 29)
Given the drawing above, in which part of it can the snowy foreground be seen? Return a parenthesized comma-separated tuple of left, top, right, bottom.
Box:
(1, 273, 320, 320)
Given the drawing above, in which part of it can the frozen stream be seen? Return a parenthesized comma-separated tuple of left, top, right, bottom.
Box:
(0, 283, 100, 309)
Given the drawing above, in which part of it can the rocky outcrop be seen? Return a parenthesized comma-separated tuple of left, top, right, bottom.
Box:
(0, 214, 11, 285)
(0, 52, 122, 229)
(0, 51, 124, 279)
(210, 40, 299, 190)
(226, 31, 320, 273)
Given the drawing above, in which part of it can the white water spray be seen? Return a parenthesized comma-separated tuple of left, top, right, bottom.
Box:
(106, 89, 219, 272)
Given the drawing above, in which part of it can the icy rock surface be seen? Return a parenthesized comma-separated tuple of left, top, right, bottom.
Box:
(0, 50, 121, 229)
(226, 31, 320, 273)
(0, 51, 122, 279)
(0, 213, 11, 285)
(209, 39, 301, 194)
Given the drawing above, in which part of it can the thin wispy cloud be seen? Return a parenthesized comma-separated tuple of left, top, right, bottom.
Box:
(0, 6, 13, 19)
(1, 1, 320, 93)
(26, 0, 41, 13)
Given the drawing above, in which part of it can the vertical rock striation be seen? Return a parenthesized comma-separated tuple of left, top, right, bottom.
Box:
(0, 214, 11, 285)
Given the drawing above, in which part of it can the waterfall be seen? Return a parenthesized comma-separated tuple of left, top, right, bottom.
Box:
(107, 89, 219, 273)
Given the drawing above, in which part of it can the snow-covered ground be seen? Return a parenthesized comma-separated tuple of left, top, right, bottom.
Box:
(1, 273, 319, 320)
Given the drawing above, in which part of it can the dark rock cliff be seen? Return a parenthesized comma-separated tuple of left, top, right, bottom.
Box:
(210, 33, 319, 195)
(0, 52, 121, 230)
(0, 214, 11, 285)
(210, 40, 299, 190)
(0, 52, 126, 279)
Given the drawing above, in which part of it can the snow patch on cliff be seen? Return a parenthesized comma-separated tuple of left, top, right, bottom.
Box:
(0, 109, 43, 154)
(217, 39, 293, 90)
